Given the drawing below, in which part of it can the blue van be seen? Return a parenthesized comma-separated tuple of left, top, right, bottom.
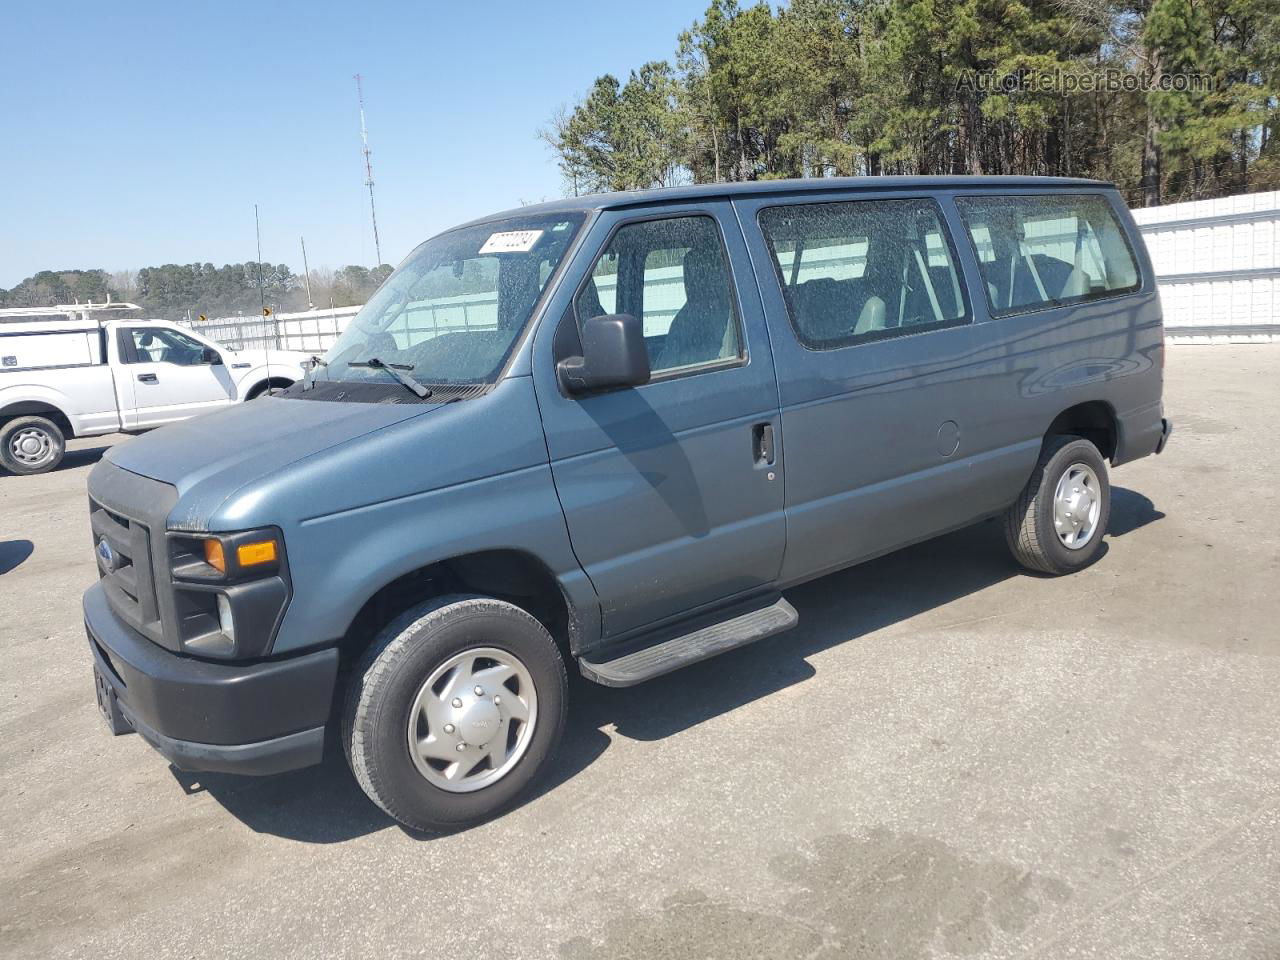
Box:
(84, 177, 1171, 830)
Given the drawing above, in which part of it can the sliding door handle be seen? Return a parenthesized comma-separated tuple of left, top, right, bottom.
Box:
(137, 373, 158, 383)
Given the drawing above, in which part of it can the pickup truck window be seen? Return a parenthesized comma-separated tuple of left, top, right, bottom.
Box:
(312, 212, 584, 393)
(576, 215, 741, 375)
(124, 327, 210, 366)
(758, 199, 967, 350)
(955, 194, 1140, 316)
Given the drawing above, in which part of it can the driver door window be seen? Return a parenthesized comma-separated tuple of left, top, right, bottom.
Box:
(576, 216, 742, 376)
(126, 328, 210, 366)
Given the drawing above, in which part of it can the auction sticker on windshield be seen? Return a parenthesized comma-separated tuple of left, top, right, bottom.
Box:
(480, 230, 543, 254)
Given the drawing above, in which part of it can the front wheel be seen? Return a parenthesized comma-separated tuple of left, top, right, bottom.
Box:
(1004, 435, 1111, 575)
(342, 595, 568, 832)
(0, 416, 67, 475)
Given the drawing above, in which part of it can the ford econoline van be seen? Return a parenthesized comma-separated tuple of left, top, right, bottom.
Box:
(84, 177, 1171, 831)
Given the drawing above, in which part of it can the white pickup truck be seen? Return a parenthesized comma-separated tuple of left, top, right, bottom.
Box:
(1, 303, 311, 474)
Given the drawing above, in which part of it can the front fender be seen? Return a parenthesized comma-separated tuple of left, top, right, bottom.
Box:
(280, 463, 600, 656)
(205, 377, 601, 656)
(230, 361, 302, 399)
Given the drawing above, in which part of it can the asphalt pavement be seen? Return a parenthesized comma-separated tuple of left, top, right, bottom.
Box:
(1, 344, 1276, 959)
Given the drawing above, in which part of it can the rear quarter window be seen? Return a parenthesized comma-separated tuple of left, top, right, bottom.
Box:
(955, 194, 1140, 317)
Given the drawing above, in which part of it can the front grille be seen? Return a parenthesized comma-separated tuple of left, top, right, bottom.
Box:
(89, 495, 163, 644)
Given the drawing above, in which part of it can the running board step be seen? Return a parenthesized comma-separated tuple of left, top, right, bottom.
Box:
(579, 598, 799, 687)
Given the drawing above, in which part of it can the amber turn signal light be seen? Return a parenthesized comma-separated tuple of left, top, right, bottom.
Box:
(203, 538, 227, 573)
(236, 540, 278, 567)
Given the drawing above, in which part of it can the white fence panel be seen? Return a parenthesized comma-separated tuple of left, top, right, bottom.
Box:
(1131, 191, 1279, 343)
(186, 306, 362, 353)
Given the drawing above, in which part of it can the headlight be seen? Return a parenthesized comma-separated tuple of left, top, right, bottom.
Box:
(168, 528, 290, 659)
(176, 530, 282, 581)
(201, 534, 278, 576)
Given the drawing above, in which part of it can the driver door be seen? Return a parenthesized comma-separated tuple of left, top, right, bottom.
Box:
(119, 326, 236, 428)
(533, 204, 786, 639)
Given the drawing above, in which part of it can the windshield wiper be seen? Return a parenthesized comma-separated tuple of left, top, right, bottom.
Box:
(301, 355, 328, 391)
(348, 358, 432, 398)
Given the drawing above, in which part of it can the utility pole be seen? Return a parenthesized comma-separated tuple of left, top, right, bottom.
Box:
(355, 74, 383, 267)
(300, 236, 314, 309)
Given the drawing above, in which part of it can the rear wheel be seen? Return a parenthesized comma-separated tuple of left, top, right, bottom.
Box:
(1005, 435, 1111, 575)
(0, 416, 66, 475)
(343, 595, 568, 832)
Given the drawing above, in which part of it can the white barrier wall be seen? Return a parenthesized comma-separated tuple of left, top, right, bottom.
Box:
(1130, 191, 1279, 343)
(188, 306, 362, 353)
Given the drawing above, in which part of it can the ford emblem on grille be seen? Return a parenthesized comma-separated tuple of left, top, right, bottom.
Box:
(96, 538, 118, 571)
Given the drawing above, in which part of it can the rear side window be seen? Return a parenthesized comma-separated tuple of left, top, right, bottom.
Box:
(955, 194, 1140, 316)
(757, 199, 967, 350)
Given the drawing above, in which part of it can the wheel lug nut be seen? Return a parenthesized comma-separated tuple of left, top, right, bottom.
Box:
(455, 743, 466, 752)
(493, 695, 502, 706)
(451, 698, 463, 708)
(443, 723, 455, 734)
(474, 685, 484, 696)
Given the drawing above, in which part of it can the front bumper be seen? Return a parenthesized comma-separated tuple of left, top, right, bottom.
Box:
(84, 582, 338, 776)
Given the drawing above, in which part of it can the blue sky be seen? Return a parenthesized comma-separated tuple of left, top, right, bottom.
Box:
(0, 0, 705, 288)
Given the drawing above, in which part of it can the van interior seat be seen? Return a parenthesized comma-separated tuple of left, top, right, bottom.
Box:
(793, 278, 847, 340)
(364, 330, 399, 358)
(989, 252, 1084, 309)
(792, 276, 894, 341)
(658, 247, 735, 369)
(408, 330, 512, 374)
(854, 296, 886, 334)
(1060, 264, 1091, 299)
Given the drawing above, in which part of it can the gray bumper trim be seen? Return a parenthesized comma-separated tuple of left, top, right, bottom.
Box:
(121, 704, 325, 776)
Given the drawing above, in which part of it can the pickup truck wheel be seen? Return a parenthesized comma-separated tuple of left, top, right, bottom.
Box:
(0, 416, 66, 475)
(1004, 435, 1111, 575)
(342, 594, 568, 833)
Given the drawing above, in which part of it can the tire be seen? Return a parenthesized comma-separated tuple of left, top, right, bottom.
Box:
(343, 594, 568, 832)
(246, 379, 293, 400)
(0, 416, 67, 475)
(1004, 435, 1111, 575)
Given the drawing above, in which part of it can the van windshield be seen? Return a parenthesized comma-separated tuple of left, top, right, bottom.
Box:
(316, 212, 584, 390)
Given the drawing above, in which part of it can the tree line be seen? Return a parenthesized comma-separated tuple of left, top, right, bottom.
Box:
(0, 263, 393, 320)
(541, 0, 1280, 206)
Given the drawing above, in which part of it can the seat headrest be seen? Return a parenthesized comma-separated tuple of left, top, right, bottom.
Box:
(683, 246, 727, 307)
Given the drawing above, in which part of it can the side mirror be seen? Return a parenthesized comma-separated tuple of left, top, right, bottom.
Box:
(202, 347, 223, 365)
(556, 313, 650, 395)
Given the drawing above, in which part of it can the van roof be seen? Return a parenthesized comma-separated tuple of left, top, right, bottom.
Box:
(462, 175, 1116, 230)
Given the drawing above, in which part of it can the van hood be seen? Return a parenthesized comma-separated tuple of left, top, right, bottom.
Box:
(106, 396, 432, 498)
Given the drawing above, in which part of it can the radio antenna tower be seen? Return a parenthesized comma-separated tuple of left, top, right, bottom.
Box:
(354, 73, 383, 266)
